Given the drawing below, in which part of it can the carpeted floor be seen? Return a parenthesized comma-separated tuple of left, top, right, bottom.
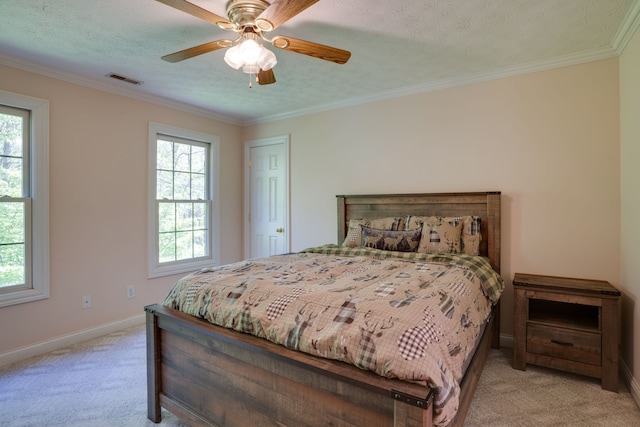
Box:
(466, 346, 640, 426)
(0, 324, 639, 426)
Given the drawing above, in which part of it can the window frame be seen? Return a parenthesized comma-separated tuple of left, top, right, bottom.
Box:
(147, 122, 220, 278)
(0, 90, 49, 308)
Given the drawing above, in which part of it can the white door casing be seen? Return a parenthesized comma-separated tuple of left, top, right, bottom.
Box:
(244, 135, 290, 259)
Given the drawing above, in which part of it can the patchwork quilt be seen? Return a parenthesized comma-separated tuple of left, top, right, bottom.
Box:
(163, 244, 504, 426)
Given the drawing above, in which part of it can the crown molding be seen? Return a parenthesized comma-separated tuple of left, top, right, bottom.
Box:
(0, 37, 628, 128)
(245, 46, 619, 126)
(613, 0, 640, 54)
(0, 53, 241, 126)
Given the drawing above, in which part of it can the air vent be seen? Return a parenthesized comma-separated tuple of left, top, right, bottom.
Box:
(107, 73, 142, 85)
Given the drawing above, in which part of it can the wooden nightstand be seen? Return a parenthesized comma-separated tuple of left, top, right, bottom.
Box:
(512, 273, 620, 392)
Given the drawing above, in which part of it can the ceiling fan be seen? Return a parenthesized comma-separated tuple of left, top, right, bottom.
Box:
(156, 0, 351, 86)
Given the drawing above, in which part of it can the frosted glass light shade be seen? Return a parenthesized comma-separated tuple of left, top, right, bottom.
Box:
(242, 63, 260, 74)
(257, 47, 277, 71)
(239, 39, 261, 63)
(224, 39, 277, 74)
(223, 45, 243, 69)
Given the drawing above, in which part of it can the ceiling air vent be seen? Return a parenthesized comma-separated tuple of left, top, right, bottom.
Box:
(107, 73, 142, 85)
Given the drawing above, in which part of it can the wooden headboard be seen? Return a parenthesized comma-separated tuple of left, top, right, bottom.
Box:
(336, 192, 501, 273)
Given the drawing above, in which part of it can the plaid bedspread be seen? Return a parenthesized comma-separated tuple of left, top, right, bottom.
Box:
(163, 245, 504, 426)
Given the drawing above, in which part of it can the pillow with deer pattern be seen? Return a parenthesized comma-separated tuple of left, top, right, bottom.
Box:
(406, 216, 462, 254)
(361, 226, 422, 252)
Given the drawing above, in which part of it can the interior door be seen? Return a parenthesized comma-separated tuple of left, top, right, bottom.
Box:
(245, 136, 289, 259)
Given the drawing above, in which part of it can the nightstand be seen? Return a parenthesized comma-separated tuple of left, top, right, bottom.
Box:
(512, 273, 620, 392)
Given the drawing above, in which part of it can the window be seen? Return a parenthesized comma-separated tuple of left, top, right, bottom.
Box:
(148, 123, 220, 278)
(0, 90, 49, 307)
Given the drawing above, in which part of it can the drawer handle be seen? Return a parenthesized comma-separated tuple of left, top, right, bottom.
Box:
(550, 339, 574, 347)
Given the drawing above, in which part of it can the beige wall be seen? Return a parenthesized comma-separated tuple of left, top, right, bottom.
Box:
(244, 58, 621, 347)
(620, 27, 640, 393)
(0, 64, 244, 355)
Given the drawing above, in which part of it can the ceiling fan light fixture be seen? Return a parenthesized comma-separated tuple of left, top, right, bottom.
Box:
(239, 38, 262, 63)
(223, 44, 244, 69)
(242, 63, 260, 74)
(256, 47, 277, 71)
(157, 0, 351, 84)
(224, 34, 277, 74)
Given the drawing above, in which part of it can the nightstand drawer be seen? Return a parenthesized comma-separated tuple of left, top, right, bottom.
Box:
(527, 323, 601, 366)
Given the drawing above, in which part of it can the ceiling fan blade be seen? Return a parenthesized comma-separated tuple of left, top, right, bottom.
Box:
(255, 0, 319, 31)
(271, 36, 351, 64)
(257, 68, 276, 85)
(162, 40, 233, 63)
(155, 0, 234, 29)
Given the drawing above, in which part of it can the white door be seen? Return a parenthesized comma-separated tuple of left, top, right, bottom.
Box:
(245, 136, 289, 259)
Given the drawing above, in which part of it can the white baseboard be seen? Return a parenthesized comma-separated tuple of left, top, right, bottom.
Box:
(621, 358, 640, 409)
(500, 333, 514, 348)
(0, 314, 145, 368)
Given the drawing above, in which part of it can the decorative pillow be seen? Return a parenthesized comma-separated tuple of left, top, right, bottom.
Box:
(406, 216, 462, 254)
(341, 217, 406, 247)
(406, 215, 481, 255)
(361, 226, 422, 252)
(461, 216, 482, 255)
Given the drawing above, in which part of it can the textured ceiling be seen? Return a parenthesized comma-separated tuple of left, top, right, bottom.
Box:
(0, 0, 637, 124)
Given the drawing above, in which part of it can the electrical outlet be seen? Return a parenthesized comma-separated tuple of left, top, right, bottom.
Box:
(82, 295, 91, 308)
(126, 285, 135, 299)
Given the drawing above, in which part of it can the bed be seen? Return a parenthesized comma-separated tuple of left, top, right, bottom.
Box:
(146, 191, 502, 427)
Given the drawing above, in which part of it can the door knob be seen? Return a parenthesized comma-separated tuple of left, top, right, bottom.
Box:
(276, 227, 284, 233)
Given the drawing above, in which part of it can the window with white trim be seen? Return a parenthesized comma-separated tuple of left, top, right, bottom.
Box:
(148, 123, 220, 278)
(0, 90, 49, 307)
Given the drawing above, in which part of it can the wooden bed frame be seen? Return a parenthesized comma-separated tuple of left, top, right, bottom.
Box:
(146, 191, 501, 427)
